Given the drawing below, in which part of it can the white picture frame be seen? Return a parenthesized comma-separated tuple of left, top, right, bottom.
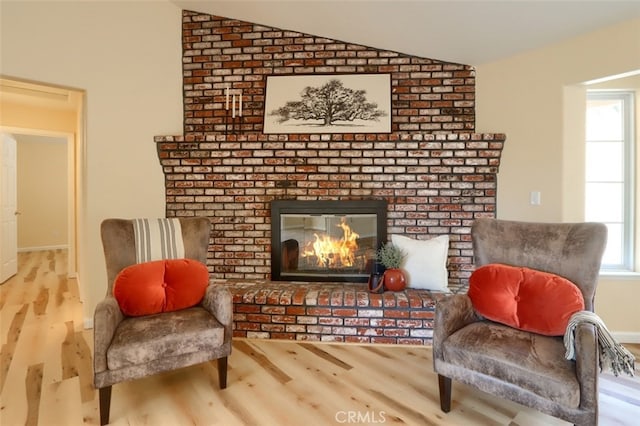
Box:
(263, 73, 391, 134)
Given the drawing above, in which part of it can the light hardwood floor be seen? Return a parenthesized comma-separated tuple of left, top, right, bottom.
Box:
(1, 250, 639, 425)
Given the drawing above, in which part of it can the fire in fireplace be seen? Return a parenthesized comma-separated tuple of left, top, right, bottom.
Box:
(271, 199, 388, 283)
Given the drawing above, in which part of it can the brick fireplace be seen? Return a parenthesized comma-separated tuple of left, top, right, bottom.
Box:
(154, 10, 506, 344)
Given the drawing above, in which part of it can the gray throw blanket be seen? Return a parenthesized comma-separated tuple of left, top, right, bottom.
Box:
(564, 310, 635, 377)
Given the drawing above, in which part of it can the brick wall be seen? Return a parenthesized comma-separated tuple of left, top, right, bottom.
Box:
(156, 10, 506, 289)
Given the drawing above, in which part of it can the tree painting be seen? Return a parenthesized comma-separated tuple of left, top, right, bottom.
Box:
(266, 76, 389, 132)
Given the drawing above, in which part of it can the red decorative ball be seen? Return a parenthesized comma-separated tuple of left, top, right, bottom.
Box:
(383, 268, 407, 291)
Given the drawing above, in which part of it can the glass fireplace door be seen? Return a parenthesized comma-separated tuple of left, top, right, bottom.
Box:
(271, 200, 387, 283)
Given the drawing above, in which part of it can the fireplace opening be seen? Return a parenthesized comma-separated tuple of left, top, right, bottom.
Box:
(271, 199, 388, 283)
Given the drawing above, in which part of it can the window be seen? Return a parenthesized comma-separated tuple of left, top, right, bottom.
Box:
(585, 91, 635, 271)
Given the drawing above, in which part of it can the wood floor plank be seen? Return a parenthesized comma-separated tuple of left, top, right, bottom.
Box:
(40, 321, 68, 386)
(255, 341, 371, 422)
(11, 318, 49, 369)
(25, 363, 44, 426)
(0, 370, 28, 425)
(233, 339, 293, 385)
(219, 370, 296, 424)
(74, 329, 96, 403)
(0, 303, 29, 392)
(298, 342, 353, 370)
(40, 377, 85, 426)
(55, 273, 69, 307)
(330, 348, 446, 424)
(32, 286, 49, 316)
(61, 320, 79, 380)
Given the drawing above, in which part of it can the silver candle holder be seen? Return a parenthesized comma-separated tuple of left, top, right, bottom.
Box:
(224, 85, 243, 134)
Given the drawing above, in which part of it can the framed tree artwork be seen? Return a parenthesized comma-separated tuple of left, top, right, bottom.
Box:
(263, 73, 391, 134)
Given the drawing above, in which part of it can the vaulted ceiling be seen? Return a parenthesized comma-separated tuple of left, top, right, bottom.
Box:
(172, 0, 640, 65)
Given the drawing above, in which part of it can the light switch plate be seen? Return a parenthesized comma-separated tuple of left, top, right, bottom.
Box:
(530, 191, 541, 205)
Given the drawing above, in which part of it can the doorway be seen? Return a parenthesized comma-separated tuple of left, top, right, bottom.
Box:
(0, 77, 85, 283)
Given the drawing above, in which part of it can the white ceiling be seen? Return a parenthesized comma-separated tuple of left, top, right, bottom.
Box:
(172, 0, 640, 65)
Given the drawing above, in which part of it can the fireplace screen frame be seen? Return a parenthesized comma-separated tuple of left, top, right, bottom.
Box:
(270, 199, 388, 283)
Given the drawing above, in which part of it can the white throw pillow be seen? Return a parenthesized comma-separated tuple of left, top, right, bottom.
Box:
(390, 234, 450, 291)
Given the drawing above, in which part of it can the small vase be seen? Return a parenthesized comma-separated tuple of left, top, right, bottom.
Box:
(383, 268, 406, 292)
(367, 273, 384, 293)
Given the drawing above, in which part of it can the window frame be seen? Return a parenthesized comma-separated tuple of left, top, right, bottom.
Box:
(585, 90, 635, 271)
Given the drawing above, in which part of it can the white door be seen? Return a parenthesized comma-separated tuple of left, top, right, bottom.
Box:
(1, 132, 18, 283)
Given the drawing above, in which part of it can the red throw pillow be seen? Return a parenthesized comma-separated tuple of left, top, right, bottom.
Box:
(113, 259, 209, 316)
(468, 263, 585, 336)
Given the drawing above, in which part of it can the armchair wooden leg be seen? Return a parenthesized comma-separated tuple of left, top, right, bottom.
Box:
(438, 374, 452, 413)
(99, 386, 112, 425)
(218, 356, 228, 389)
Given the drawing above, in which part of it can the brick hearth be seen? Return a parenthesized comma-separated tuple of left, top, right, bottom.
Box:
(220, 280, 451, 345)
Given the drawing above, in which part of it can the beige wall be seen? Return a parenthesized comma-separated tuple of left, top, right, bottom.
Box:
(1, 1, 183, 325)
(15, 135, 68, 250)
(476, 18, 640, 340)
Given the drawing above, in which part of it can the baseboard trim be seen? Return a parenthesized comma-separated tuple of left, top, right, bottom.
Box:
(612, 332, 640, 344)
(18, 245, 68, 252)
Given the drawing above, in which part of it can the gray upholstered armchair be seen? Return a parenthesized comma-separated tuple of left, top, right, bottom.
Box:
(433, 218, 607, 425)
(94, 218, 232, 425)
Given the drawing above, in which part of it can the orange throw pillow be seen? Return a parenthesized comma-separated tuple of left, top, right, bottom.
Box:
(113, 259, 209, 316)
(468, 263, 585, 336)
